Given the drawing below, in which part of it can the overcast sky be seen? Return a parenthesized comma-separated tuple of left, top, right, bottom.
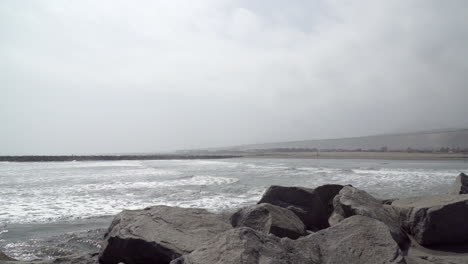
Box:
(1, 0, 468, 155)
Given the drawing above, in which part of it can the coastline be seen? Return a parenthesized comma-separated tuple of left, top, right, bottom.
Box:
(243, 151, 468, 161)
(0, 154, 241, 162)
(1, 151, 467, 162)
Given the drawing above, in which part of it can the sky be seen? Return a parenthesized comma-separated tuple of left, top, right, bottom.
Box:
(1, 0, 468, 155)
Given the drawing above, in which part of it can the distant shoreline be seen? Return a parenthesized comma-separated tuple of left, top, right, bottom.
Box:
(0, 154, 241, 162)
(243, 151, 468, 161)
(1, 151, 467, 162)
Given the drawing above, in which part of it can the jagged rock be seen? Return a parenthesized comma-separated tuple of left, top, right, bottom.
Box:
(285, 215, 406, 264)
(170, 227, 315, 264)
(230, 203, 307, 239)
(99, 205, 230, 264)
(329, 186, 408, 247)
(173, 216, 406, 264)
(258, 184, 344, 230)
(392, 194, 468, 246)
(450, 172, 468, 195)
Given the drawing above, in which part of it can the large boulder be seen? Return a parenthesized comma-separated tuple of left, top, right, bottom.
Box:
(329, 186, 408, 247)
(99, 205, 231, 264)
(392, 194, 468, 246)
(258, 184, 344, 231)
(285, 215, 406, 264)
(450, 173, 468, 195)
(173, 216, 406, 264)
(170, 227, 315, 264)
(230, 203, 307, 239)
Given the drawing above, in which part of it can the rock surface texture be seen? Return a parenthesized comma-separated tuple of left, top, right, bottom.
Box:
(285, 215, 406, 264)
(98, 205, 230, 264)
(173, 216, 406, 264)
(230, 203, 307, 239)
(450, 172, 468, 194)
(392, 194, 468, 246)
(330, 186, 408, 247)
(170, 227, 314, 264)
(405, 237, 468, 264)
(257, 184, 343, 231)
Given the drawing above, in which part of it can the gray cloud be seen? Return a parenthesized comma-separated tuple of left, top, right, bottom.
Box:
(1, 0, 467, 154)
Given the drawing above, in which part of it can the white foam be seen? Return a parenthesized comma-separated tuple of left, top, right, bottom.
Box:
(65, 161, 144, 168)
(0, 173, 240, 224)
(1, 159, 466, 225)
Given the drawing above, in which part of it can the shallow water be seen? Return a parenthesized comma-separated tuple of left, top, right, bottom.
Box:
(1, 158, 467, 260)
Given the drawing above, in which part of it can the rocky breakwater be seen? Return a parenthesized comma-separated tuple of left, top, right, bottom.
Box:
(2, 172, 468, 264)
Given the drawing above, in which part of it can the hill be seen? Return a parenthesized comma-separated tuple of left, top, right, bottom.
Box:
(226, 128, 468, 152)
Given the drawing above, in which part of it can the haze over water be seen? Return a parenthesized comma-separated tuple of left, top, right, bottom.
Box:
(1, 158, 467, 260)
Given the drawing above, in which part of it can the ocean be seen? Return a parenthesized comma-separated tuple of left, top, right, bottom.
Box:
(1, 158, 467, 260)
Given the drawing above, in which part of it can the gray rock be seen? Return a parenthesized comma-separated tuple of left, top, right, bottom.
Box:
(450, 173, 468, 195)
(313, 184, 347, 215)
(406, 255, 468, 264)
(330, 186, 408, 247)
(285, 215, 406, 264)
(405, 236, 468, 264)
(170, 227, 315, 264)
(173, 216, 406, 264)
(230, 203, 307, 239)
(258, 184, 344, 231)
(382, 198, 398, 205)
(392, 194, 468, 246)
(99, 205, 231, 264)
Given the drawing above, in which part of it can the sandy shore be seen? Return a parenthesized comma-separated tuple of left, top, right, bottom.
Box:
(244, 151, 468, 160)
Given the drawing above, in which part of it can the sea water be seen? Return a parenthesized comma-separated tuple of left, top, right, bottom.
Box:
(1, 158, 467, 260)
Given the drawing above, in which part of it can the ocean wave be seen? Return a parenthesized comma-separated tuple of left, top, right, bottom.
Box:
(65, 161, 143, 168)
(1, 159, 465, 227)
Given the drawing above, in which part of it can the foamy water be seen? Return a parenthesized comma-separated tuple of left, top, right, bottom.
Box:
(0, 158, 467, 260)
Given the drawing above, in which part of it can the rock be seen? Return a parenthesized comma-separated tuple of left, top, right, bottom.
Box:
(285, 215, 406, 264)
(99, 205, 231, 264)
(406, 255, 468, 264)
(170, 227, 315, 264)
(230, 203, 307, 239)
(330, 186, 408, 247)
(382, 198, 398, 205)
(0, 250, 16, 261)
(174, 216, 406, 264)
(392, 194, 468, 246)
(314, 184, 347, 215)
(450, 173, 468, 195)
(257, 184, 344, 231)
(405, 237, 468, 264)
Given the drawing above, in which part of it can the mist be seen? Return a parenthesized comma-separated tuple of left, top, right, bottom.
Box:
(1, 0, 468, 155)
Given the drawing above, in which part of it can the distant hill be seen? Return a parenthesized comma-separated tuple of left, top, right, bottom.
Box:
(226, 128, 468, 152)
